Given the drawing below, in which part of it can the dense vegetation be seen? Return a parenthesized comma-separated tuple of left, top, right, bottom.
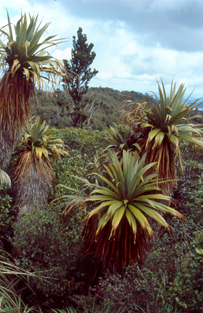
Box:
(0, 11, 203, 313)
(0, 125, 202, 312)
(32, 87, 155, 130)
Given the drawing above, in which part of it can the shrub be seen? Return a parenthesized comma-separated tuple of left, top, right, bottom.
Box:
(13, 203, 85, 310)
(57, 128, 108, 159)
(0, 187, 16, 249)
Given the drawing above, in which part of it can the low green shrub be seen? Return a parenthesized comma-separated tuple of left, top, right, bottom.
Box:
(0, 187, 16, 249)
(13, 203, 85, 310)
(168, 231, 203, 312)
(57, 128, 108, 159)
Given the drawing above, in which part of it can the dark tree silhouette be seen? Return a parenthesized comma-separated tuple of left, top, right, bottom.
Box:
(62, 27, 99, 127)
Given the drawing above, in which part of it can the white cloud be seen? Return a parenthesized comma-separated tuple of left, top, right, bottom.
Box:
(0, 0, 203, 98)
(52, 47, 72, 61)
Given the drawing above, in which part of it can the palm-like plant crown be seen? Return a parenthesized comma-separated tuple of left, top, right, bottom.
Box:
(14, 117, 68, 211)
(106, 123, 141, 159)
(127, 80, 203, 193)
(144, 80, 203, 145)
(0, 12, 65, 88)
(21, 117, 68, 158)
(83, 150, 183, 273)
(0, 12, 71, 167)
(55, 149, 183, 276)
(15, 116, 68, 180)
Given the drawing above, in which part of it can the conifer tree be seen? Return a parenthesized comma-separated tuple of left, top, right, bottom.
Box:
(62, 27, 99, 127)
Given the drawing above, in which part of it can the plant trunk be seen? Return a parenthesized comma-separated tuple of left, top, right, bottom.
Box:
(0, 71, 34, 167)
(14, 153, 54, 218)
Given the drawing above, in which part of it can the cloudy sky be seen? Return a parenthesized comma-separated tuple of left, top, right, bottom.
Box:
(1, 0, 203, 98)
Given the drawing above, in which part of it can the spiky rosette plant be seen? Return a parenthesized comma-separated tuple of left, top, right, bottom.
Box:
(105, 122, 141, 159)
(14, 117, 68, 215)
(82, 150, 183, 276)
(56, 150, 183, 280)
(127, 80, 203, 194)
(0, 12, 69, 167)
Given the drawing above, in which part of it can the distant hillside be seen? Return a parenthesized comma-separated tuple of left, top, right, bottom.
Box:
(88, 87, 156, 130)
(31, 87, 156, 130)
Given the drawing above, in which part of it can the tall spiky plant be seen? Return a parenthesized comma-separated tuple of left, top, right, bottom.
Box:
(55, 150, 183, 279)
(82, 151, 183, 276)
(0, 12, 70, 167)
(14, 117, 68, 215)
(126, 80, 203, 194)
